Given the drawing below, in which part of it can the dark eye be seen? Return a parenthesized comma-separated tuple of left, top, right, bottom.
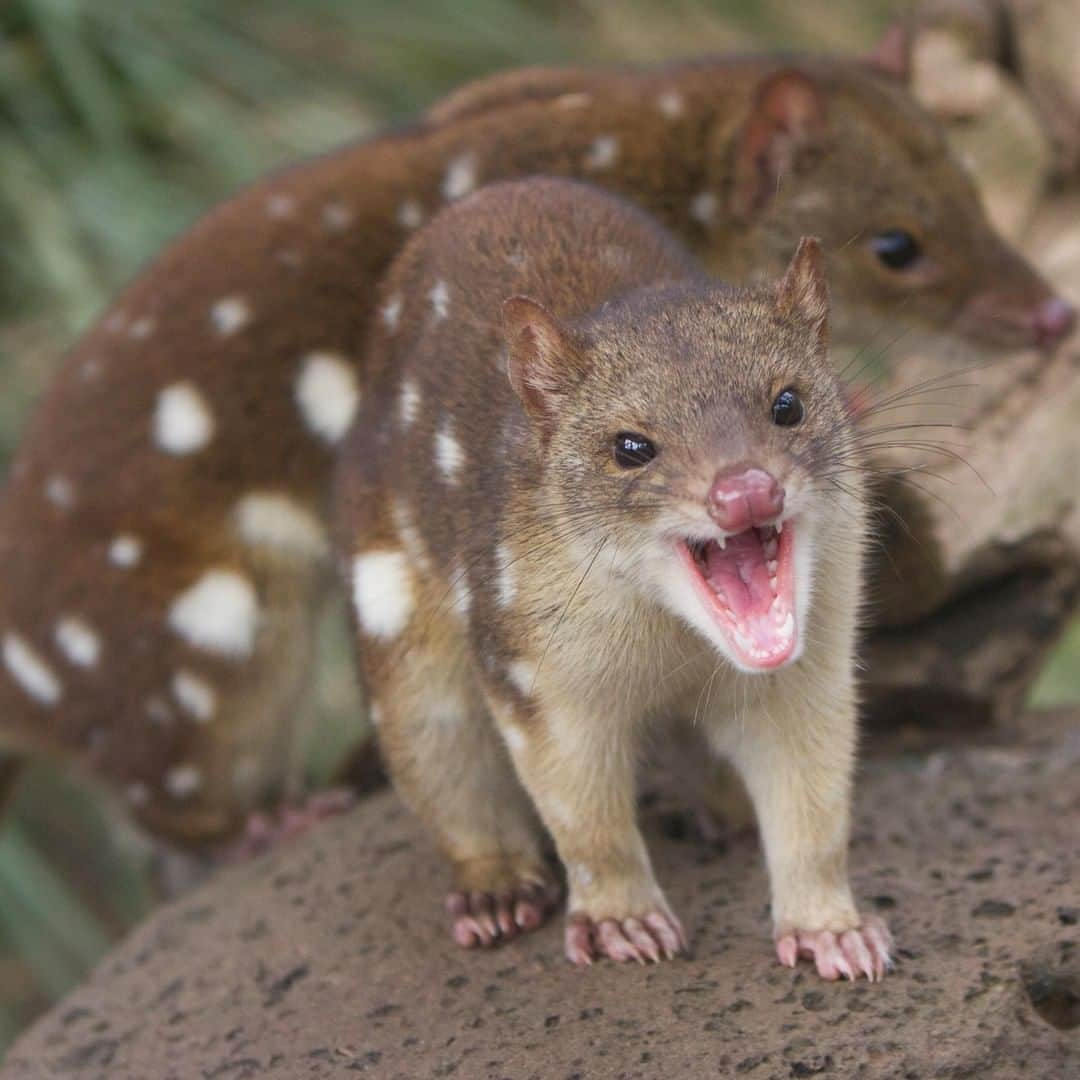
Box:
(613, 432, 657, 468)
(871, 229, 921, 270)
(771, 388, 804, 427)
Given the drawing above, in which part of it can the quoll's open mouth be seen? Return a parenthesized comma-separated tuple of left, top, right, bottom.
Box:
(676, 521, 797, 669)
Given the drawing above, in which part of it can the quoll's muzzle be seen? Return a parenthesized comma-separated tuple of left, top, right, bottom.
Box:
(707, 466, 785, 533)
(678, 465, 798, 670)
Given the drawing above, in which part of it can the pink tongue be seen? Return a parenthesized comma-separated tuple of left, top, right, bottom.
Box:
(703, 531, 773, 618)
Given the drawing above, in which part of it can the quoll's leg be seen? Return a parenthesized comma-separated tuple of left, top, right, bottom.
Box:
(486, 691, 685, 966)
(361, 627, 559, 948)
(718, 684, 893, 981)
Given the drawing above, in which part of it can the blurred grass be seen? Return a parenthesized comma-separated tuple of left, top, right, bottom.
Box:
(0, 0, 1076, 1055)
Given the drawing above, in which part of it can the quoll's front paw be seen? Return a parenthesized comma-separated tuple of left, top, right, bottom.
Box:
(446, 876, 562, 948)
(776, 914, 893, 982)
(565, 908, 687, 966)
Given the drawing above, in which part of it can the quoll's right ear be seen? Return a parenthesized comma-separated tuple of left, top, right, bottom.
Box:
(776, 236, 829, 345)
(502, 296, 584, 431)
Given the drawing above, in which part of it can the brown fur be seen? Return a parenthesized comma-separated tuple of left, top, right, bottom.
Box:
(334, 178, 885, 972)
(0, 51, 1063, 848)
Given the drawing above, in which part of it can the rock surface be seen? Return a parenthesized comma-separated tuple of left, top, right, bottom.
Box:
(3, 715, 1077, 1079)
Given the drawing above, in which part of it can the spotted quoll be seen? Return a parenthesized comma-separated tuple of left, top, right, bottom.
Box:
(0, 37, 1071, 850)
(333, 177, 891, 978)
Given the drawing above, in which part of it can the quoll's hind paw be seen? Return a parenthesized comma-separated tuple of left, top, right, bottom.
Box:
(447, 880, 562, 948)
(222, 787, 358, 862)
(565, 910, 687, 966)
(776, 914, 894, 982)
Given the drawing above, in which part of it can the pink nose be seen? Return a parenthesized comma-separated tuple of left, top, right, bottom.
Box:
(708, 467, 785, 533)
(1033, 297, 1077, 349)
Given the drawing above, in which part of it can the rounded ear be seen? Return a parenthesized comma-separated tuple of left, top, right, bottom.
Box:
(776, 236, 829, 345)
(865, 22, 913, 82)
(502, 296, 582, 430)
(732, 70, 828, 221)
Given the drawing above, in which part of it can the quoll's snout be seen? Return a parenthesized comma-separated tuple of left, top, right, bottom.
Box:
(1032, 297, 1077, 350)
(707, 466, 785, 533)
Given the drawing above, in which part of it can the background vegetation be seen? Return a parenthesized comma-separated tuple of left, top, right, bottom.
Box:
(0, 0, 1075, 1052)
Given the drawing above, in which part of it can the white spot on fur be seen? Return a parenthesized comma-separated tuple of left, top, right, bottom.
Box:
(153, 383, 215, 455)
(584, 134, 619, 171)
(382, 295, 403, 332)
(109, 534, 143, 568)
(507, 658, 537, 698)
(232, 492, 328, 561)
(788, 190, 830, 213)
(45, 475, 75, 509)
(368, 702, 382, 728)
(399, 379, 421, 428)
(322, 202, 354, 231)
(495, 544, 516, 608)
(55, 616, 101, 668)
(391, 499, 430, 571)
(295, 352, 360, 444)
(442, 153, 477, 200)
(165, 764, 202, 799)
(501, 723, 527, 753)
(352, 550, 414, 640)
(3, 633, 62, 705)
(80, 357, 103, 381)
(276, 249, 302, 269)
(266, 193, 295, 219)
(555, 92, 591, 109)
(210, 296, 251, 336)
(435, 419, 464, 481)
(168, 570, 259, 658)
(428, 280, 450, 319)
(129, 316, 155, 340)
(657, 90, 685, 118)
(690, 191, 717, 225)
(397, 199, 424, 229)
(172, 670, 216, 722)
(126, 782, 150, 807)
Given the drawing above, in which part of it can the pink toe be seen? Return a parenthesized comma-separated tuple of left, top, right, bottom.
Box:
(514, 899, 543, 931)
(644, 912, 685, 959)
(623, 918, 661, 963)
(841, 929, 876, 982)
(565, 917, 594, 965)
(453, 918, 481, 948)
(776, 934, 799, 968)
(494, 894, 518, 938)
(597, 919, 642, 963)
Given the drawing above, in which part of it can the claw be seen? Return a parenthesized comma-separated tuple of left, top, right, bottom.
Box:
(566, 909, 686, 966)
(778, 917, 894, 982)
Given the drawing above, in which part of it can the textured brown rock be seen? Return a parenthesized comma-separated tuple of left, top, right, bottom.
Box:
(3, 714, 1077, 1079)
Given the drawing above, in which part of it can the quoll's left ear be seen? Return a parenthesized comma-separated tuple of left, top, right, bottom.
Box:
(776, 236, 829, 344)
(502, 296, 585, 432)
(865, 22, 913, 83)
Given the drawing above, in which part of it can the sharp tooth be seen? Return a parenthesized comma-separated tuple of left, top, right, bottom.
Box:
(717, 534, 727, 550)
(776, 520, 784, 535)
(767, 560, 778, 575)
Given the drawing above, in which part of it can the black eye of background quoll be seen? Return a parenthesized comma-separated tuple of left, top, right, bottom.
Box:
(613, 432, 657, 469)
(871, 229, 921, 270)
(771, 388, 804, 427)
